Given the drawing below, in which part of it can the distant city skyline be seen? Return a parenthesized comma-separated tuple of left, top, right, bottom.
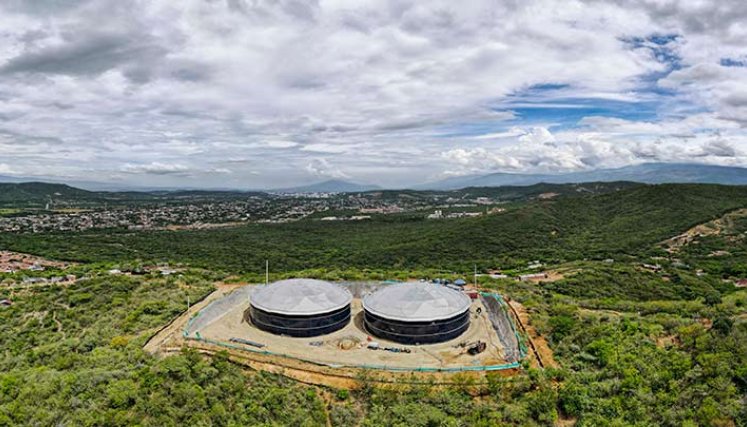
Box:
(0, 0, 746, 189)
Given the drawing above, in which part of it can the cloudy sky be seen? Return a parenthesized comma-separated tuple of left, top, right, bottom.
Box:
(0, 0, 746, 189)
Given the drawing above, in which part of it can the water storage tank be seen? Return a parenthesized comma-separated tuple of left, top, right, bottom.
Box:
(249, 279, 352, 337)
(362, 282, 471, 344)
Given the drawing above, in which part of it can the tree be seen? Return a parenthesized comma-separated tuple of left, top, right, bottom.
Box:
(704, 292, 722, 307)
(711, 314, 733, 335)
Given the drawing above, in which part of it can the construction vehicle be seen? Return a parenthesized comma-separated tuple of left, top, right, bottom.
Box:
(467, 340, 487, 355)
(455, 340, 487, 355)
(455, 340, 479, 349)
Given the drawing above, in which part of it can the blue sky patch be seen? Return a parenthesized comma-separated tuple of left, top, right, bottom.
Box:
(507, 98, 659, 126)
(433, 97, 661, 139)
(721, 57, 747, 67)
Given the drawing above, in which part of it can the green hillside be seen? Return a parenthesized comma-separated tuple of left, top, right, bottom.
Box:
(3, 184, 746, 272)
(0, 182, 99, 207)
(372, 181, 641, 201)
(0, 182, 263, 209)
(1, 183, 747, 425)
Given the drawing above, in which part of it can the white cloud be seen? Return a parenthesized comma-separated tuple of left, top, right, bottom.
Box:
(699, 139, 738, 158)
(441, 124, 747, 177)
(472, 128, 524, 140)
(518, 127, 556, 146)
(261, 140, 299, 149)
(0, 163, 17, 175)
(300, 143, 349, 154)
(305, 158, 349, 179)
(121, 162, 191, 176)
(0, 0, 745, 188)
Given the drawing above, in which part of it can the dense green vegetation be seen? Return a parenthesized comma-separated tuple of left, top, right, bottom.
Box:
(0, 182, 267, 209)
(542, 264, 734, 301)
(3, 184, 747, 273)
(0, 183, 98, 208)
(0, 180, 636, 209)
(0, 272, 330, 426)
(1, 183, 746, 425)
(547, 294, 747, 426)
(1, 266, 745, 425)
(367, 181, 641, 202)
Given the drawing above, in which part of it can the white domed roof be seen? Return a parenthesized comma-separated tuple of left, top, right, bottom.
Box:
(362, 282, 471, 322)
(251, 279, 352, 316)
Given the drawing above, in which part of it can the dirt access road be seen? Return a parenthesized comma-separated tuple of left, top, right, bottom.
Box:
(507, 300, 558, 369)
(663, 207, 747, 253)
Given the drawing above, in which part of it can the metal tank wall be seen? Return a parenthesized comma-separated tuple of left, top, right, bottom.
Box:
(248, 303, 351, 337)
(363, 309, 470, 344)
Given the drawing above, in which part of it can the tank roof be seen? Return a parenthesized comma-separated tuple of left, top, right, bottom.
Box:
(250, 279, 352, 316)
(362, 282, 471, 322)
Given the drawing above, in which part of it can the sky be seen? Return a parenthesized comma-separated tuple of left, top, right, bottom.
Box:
(0, 0, 746, 189)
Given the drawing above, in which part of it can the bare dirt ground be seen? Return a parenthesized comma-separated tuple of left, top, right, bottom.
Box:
(507, 300, 558, 369)
(520, 270, 566, 283)
(199, 296, 507, 370)
(146, 282, 533, 388)
(146, 282, 547, 389)
(0, 250, 71, 272)
(662, 207, 747, 252)
(655, 335, 679, 348)
(3, 279, 76, 291)
(161, 340, 517, 390)
(556, 417, 578, 427)
(537, 192, 560, 200)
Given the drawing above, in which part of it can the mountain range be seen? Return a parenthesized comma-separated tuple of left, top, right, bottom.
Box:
(416, 163, 747, 190)
(3, 163, 747, 193)
(270, 179, 381, 193)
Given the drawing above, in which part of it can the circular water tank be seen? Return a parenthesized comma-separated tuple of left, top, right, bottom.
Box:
(362, 282, 471, 344)
(249, 279, 352, 337)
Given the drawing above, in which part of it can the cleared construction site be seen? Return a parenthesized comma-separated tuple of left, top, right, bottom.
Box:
(177, 279, 527, 375)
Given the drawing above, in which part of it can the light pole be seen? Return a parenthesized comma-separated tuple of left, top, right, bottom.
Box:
(474, 264, 477, 287)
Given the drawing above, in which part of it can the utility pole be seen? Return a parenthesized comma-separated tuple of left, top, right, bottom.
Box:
(265, 259, 269, 285)
(474, 264, 478, 287)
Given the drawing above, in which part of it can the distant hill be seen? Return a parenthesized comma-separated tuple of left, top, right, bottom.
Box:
(420, 163, 747, 190)
(364, 182, 641, 203)
(0, 182, 266, 208)
(0, 182, 100, 207)
(7, 183, 747, 272)
(0, 174, 133, 191)
(0, 175, 29, 184)
(272, 179, 381, 193)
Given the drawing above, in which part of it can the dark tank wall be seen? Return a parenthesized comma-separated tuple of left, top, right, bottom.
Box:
(248, 304, 350, 337)
(363, 310, 470, 344)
